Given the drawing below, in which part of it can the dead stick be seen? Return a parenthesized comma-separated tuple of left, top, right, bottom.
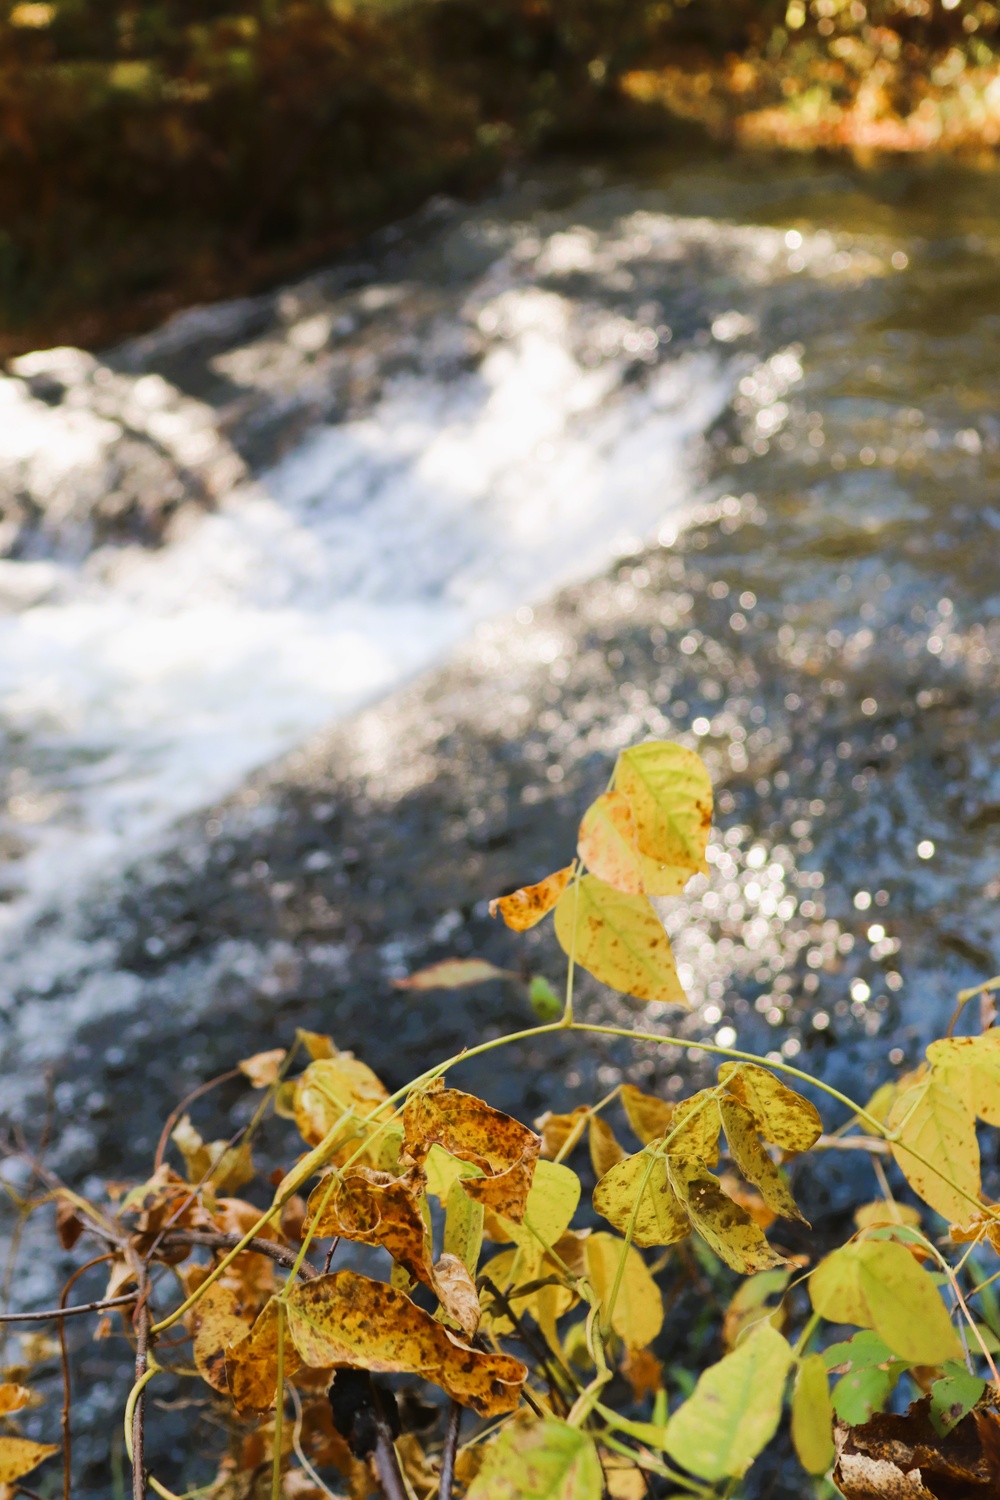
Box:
(369, 1382, 407, 1500)
(159, 1229, 320, 1280)
(0, 1292, 138, 1324)
(438, 1401, 461, 1500)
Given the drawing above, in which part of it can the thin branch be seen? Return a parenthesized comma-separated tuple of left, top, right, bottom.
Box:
(153, 1070, 241, 1172)
(812, 1133, 891, 1155)
(438, 1401, 461, 1500)
(59, 1253, 114, 1500)
(159, 1229, 320, 1280)
(0, 1292, 139, 1324)
(369, 1383, 407, 1500)
(132, 1267, 151, 1500)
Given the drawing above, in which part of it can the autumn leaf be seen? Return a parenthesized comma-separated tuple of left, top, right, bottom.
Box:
(614, 741, 713, 889)
(403, 1084, 540, 1222)
(721, 1268, 790, 1351)
(588, 1116, 626, 1179)
(394, 958, 515, 989)
(886, 1074, 980, 1224)
(293, 1052, 391, 1147)
(443, 1180, 484, 1276)
(553, 875, 689, 1006)
(577, 793, 644, 895)
(668, 1090, 722, 1164)
(171, 1115, 254, 1196)
(927, 1028, 1000, 1126)
(432, 1252, 481, 1338)
(0, 1438, 59, 1484)
(585, 1232, 663, 1348)
(810, 1239, 962, 1365)
(593, 1149, 690, 1249)
(667, 1155, 787, 1273)
(465, 1417, 603, 1500)
(303, 1165, 436, 1290)
(0, 1384, 32, 1414)
(719, 1096, 806, 1223)
(192, 1282, 251, 1394)
(285, 1270, 526, 1416)
(664, 1323, 793, 1481)
(536, 1106, 589, 1160)
(791, 1353, 835, 1475)
(238, 1047, 287, 1087)
(226, 1297, 302, 1414)
(490, 867, 574, 932)
(620, 1084, 674, 1145)
(717, 1063, 822, 1152)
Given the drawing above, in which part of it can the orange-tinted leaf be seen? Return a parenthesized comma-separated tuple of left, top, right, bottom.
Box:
(303, 1166, 435, 1289)
(553, 875, 688, 1006)
(577, 794, 643, 895)
(394, 958, 515, 989)
(0, 1439, 59, 1484)
(192, 1283, 251, 1394)
(403, 1084, 540, 1223)
(0, 1384, 32, 1414)
(226, 1297, 302, 1414)
(622, 1347, 664, 1401)
(490, 867, 574, 932)
(56, 1198, 84, 1250)
(286, 1270, 526, 1416)
(239, 1048, 287, 1087)
(293, 1053, 391, 1147)
(296, 1029, 335, 1060)
(589, 1116, 627, 1179)
(620, 1085, 674, 1146)
(536, 1106, 589, 1160)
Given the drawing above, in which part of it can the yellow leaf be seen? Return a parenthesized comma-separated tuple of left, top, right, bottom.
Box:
(593, 1149, 689, 1249)
(589, 1116, 626, 1179)
(238, 1048, 287, 1088)
(489, 866, 574, 932)
(226, 1297, 301, 1414)
(577, 793, 644, 894)
(717, 1063, 822, 1152)
(285, 1270, 526, 1416)
(295, 1028, 335, 1059)
(403, 1085, 540, 1223)
(927, 1028, 1000, 1126)
(465, 1417, 603, 1500)
(666, 1156, 786, 1274)
(0, 1438, 59, 1484)
(0, 1384, 32, 1414)
(886, 1075, 980, 1223)
(443, 1180, 484, 1276)
(536, 1106, 590, 1161)
(719, 1097, 807, 1224)
(791, 1353, 834, 1475)
(721, 1268, 790, 1351)
(585, 1231, 663, 1348)
(664, 1323, 793, 1481)
(853, 1200, 921, 1232)
(293, 1053, 391, 1147)
(303, 1166, 436, 1291)
(191, 1283, 250, 1394)
(620, 1084, 674, 1145)
(668, 1090, 722, 1165)
(553, 875, 688, 1006)
(615, 741, 713, 880)
(809, 1240, 962, 1365)
(433, 1252, 481, 1338)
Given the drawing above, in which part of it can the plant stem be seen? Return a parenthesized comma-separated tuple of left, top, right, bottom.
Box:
(132, 1267, 150, 1500)
(438, 1401, 461, 1500)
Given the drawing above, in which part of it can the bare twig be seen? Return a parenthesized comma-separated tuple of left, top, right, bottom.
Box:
(59, 1253, 115, 1500)
(323, 1237, 340, 1275)
(0, 1291, 139, 1324)
(812, 1133, 891, 1155)
(153, 1069, 241, 1172)
(131, 1266, 151, 1500)
(438, 1401, 461, 1500)
(159, 1228, 320, 1280)
(369, 1383, 407, 1500)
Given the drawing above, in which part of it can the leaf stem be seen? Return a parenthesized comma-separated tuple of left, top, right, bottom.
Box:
(272, 1304, 285, 1500)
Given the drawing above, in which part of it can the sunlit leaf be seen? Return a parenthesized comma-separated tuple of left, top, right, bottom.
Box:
(809, 1240, 962, 1365)
(465, 1417, 603, 1500)
(927, 1028, 1000, 1126)
(226, 1297, 301, 1414)
(620, 1084, 674, 1145)
(886, 1074, 980, 1224)
(191, 1282, 250, 1394)
(577, 792, 644, 895)
(589, 1116, 626, 1179)
(585, 1231, 663, 1348)
(553, 874, 688, 1006)
(664, 1323, 793, 1481)
(717, 1063, 822, 1152)
(285, 1270, 526, 1416)
(403, 1083, 540, 1222)
(615, 741, 713, 883)
(0, 1438, 59, 1484)
(719, 1097, 806, 1223)
(791, 1353, 834, 1475)
(666, 1155, 786, 1274)
(238, 1048, 287, 1088)
(293, 1053, 391, 1147)
(592, 1149, 689, 1249)
(489, 867, 574, 932)
(394, 958, 515, 989)
(490, 1160, 582, 1256)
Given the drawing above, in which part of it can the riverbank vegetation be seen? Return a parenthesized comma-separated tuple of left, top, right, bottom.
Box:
(3, 742, 999, 1498)
(3, 0, 1000, 353)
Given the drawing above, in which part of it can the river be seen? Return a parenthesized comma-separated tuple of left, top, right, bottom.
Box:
(0, 145, 998, 1493)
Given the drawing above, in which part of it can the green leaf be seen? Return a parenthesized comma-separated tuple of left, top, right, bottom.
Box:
(465, 1417, 603, 1500)
(886, 1074, 980, 1224)
(593, 1149, 690, 1249)
(791, 1353, 835, 1476)
(615, 741, 713, 884)
(501, 1159, 582, 1253)
(529, 976, 563, 1021)
(822, 1331, 910, 1425)
(929, 1362, 985, 1436)
(664, 1323, 793, 1481)
(810, 1240, 962, 1365)
(585, 1231, 664, 1349)
(554, 874, 688, 1005)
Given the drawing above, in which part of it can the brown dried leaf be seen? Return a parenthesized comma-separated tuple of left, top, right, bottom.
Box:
(433, 1252, 481, 1339)
(238, 1048, 287, 1088)
(303, 1166, 435, 1289)
(577, 793, 644, 895)
(834, 1396, 997, 1499)
(489, 866, 574, 932)
(393, 958, 514, 990)
(192, 1283, 251, 1394)
(55, 1198, 84, 1251)
(403, 1085, 540, 1223)
(226, 1297, 302, 1414)
(285, 1270, 527, 1416)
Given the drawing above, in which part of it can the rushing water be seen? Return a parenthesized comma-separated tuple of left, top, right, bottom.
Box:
(0, 147, 998, 1492)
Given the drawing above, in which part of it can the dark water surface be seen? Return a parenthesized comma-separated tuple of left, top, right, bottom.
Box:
(1, 147, 998, 1494)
